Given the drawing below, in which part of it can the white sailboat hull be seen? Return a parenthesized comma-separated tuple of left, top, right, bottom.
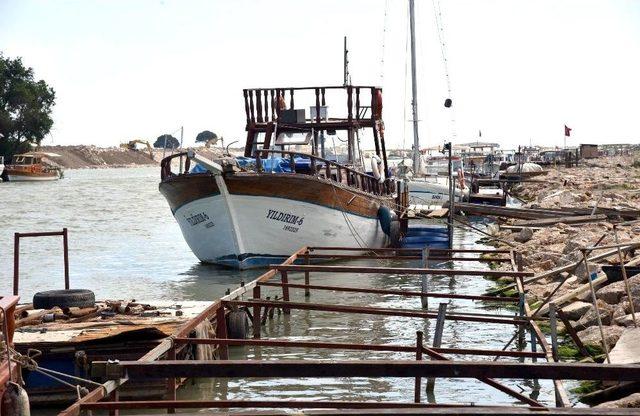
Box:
(407, 178, 468, 206)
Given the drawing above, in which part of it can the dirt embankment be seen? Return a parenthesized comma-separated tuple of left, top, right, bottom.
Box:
(40, 145, 158, 169)
(37, 145, 240, 169)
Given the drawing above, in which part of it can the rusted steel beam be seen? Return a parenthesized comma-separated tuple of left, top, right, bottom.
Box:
(308, 247, 513, 253)
(98, 359, 640, 381)
(275, 264, 533, 278)
(171, 338, 545, 358)
(71, 408, 640, 415)
(57, 249, 307, 416)
(257, 282, 518, 303)
(419, 345, 543, 408)
(224, 299, 528, 325)
(80, 400, 471, 410)
(299, 254, 511, 262)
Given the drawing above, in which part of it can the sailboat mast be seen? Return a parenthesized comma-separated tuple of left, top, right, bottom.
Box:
(409, 0, 421, 173)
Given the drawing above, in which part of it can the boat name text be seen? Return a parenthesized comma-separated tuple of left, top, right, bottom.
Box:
(266, 209, 304, 226)
(185, 212, 211, 227)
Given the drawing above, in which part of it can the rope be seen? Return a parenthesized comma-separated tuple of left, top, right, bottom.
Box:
(379, 0, 390, 85)
(431, 0, 457, 140)
(8, 348, 100, 393)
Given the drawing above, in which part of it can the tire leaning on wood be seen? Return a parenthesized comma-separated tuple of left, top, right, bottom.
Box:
(32, 289, 95, 310)
(226, 309, 249, 339)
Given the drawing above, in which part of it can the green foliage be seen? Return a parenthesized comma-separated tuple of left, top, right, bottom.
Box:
(632, 159, 640, 168)
(153, 134, 179, 149)
(571, 380, 601, 395)
(0, 53, 56, 160)
(195, 130, 217, 143)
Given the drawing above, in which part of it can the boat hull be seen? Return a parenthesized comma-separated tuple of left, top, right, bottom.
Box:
(7, 174, 59, 182)
(160, 173, 392, 269)
(408, 178, 467, 206)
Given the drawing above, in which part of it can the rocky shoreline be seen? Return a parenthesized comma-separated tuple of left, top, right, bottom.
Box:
(486, 154, 640, 407)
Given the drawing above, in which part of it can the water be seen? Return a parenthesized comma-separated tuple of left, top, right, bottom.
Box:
(0, 167, 556, 409)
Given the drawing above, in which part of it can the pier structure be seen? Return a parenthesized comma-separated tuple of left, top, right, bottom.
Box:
(57, 246, 640, 416)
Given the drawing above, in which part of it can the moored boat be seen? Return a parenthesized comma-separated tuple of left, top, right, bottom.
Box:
(4, 152, 63, 181)
(159, 85, 407, 269)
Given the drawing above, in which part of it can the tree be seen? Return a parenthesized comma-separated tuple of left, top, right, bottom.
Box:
(195, 130, 217, 143)
(0, 53, 56, 161)
(153, 134, 179, 149)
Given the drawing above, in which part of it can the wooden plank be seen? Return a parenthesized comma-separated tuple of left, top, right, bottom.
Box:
(275, 264, 533, 278)
(513, 214, 608, 228)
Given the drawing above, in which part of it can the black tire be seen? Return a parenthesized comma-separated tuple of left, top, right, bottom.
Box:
(33, 289, 95, 310)
(226, 310, 249, 339)
(389, 220, 401, 248)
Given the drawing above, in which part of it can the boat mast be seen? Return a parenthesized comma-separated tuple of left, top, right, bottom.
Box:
(409, 0, 421, 174)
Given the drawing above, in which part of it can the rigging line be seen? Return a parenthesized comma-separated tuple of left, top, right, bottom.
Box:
(432, 0, 457, 140)
(379, 0, 390, 85)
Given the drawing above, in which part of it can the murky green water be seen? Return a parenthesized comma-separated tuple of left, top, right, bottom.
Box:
(0, 167, 557, 412)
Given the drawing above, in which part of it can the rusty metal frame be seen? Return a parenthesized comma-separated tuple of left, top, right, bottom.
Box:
(58, 245, 585, 416)
(14, 228, 70, 295)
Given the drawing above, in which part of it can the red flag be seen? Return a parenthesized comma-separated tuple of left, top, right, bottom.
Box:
(564, 125, 572, 137)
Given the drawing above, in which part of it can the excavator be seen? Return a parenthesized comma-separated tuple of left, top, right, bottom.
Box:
(120, 140, 154, 159)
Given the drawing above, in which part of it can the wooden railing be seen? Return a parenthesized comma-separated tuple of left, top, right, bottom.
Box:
(256, 150, 395, 196)
(243, 85, 381, 127)
(160, 151, 396, 197)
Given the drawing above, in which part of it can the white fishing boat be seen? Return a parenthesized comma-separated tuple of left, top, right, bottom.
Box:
(159, 85, 406, 269)
(4, 152, 63, 181)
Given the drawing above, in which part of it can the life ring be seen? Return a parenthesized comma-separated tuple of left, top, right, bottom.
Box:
(371, 155, 385, 183)
(374, 89, 383, 118)
(457, 168, 465, 190)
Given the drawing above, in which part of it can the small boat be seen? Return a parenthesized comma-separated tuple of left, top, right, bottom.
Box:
(4, 152, 63, 181)
(159, 85, 407, 269)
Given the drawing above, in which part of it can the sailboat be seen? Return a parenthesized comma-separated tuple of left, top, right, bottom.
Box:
(402, 0, 468, 207)
(159, 86, 407, 269)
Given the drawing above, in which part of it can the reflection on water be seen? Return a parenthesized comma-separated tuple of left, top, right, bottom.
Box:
(1, 167, 554, 408)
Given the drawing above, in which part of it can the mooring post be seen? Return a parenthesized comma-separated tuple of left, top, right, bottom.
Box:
(529, 325, 538, 363)
(13, 233, 19, 296)
(581, 249, 611, 363)
(421, 247, 430, 309)
(108, 388, 119, 416)
(252, 286, 261, 339)
(63, 227, 70, 290)
(215, 306, 228, 360)
(166, 344, 176, 414)
(304, 251, 311, 297)
(426, 302, 447, 393)
(549, 302, 558, 362)
(517, 291, 526, 355)
(613, 225, 637, 327)
(414, 331, 423, 403)
(280, 271, 291, 314)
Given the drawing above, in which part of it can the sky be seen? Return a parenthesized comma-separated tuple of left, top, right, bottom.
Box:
(1, 0, 639, 151)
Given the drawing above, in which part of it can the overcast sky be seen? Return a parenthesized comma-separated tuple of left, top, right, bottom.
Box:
(1, 0, 639, 150)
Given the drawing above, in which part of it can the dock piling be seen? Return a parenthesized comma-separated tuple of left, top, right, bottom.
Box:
(426, 303, 447, 393)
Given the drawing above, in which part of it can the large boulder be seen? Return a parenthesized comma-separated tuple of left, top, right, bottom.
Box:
(514, 227, 534, 243)
(574, 300, 613, 330)
(609, 328, 640, 364)
(614, 313, 640, 327)
(560, 301, 592, 321)
(596, 392, 640, 408)
(596, 283, 628, 305)
(577, 325, 625, 349)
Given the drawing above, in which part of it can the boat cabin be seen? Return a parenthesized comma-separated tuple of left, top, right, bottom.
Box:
(243, 85, 388, 176)
(12, 154, 42, 165)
